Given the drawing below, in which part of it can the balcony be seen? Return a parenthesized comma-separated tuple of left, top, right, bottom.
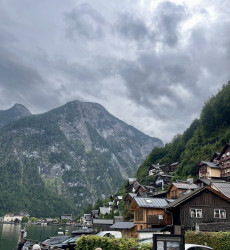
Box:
(147, 215, 166, 226)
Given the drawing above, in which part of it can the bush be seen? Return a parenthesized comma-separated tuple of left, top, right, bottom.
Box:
(75, 235, 151, 250)
(185, 231, 230, 250)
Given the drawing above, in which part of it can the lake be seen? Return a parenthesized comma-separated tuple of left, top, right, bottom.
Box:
(0, 223, 78, 250)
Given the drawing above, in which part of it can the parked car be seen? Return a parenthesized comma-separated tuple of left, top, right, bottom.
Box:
(137, 238, 152, 247)
(52, 236, 80, 250)
(185, 244, 213, 250)
(40, 236, 70, 250)
(96, 231, 122, 239)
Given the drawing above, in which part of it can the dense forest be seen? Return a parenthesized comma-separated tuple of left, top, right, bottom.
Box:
(136, 81, 230, 182)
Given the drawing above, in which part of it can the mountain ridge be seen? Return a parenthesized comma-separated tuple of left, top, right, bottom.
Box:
(0, 100, 163, 217)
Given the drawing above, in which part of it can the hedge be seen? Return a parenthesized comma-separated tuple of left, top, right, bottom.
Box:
(75, 235, 152, 250)
(185, 231, 230, 250)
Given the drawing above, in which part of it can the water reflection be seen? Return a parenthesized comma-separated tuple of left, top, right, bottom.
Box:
(0, 223, 79, 250)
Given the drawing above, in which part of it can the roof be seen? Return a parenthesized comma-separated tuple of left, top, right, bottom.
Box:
(212, 182, 230, 198)
(217, 143, 230, 159)
(93, 219, 114, 225)
(128, 178, 137, 184)
(133, 197, 169, 208)
(166, 186, 230, 209)
(128, 193, 137, 198)
(200, 161, 220, 168)
(172, 182, 198, 190)
(99, 207, 110, 215)
(198, 178, 226, 185)
(110, 221, 134, 229)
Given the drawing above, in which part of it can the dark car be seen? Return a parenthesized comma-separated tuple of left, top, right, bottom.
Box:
(52, 236, 80, 250)
(40, 236, 70, 250)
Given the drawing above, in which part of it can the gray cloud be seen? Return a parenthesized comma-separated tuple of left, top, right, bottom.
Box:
(0, 0, 230, 142)
(113, 13, 149, 41)
(64, 3, 106, 40)
(154, 1, 189, 47)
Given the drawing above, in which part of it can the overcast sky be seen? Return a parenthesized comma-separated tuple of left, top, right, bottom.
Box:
(0, 0, 230, 143)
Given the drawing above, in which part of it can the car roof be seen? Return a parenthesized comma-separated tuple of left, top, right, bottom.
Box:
(185, 244, 213, 249)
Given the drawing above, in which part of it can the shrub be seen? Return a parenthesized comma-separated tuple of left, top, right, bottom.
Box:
(185, 231, 230, 250)
(75, 235, 151, 250)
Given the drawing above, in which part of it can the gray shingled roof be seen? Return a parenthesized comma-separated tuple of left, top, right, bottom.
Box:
(99, 207, 110, 215)
(93, 219, 114, 225)
(200, 161, 220, 168)
(199, 178, 226, 185)
(134, 197, 169, 208)
(173, 182, 198, 190)
(129, 193, 137, 198)
(212, 182, 230, 198)
(110, 221, 134, 229)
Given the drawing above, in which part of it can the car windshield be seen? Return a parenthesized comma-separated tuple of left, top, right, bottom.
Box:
(63, 236, 79, 243)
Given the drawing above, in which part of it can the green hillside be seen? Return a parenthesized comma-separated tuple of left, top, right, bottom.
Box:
(136, 81, 230, 181)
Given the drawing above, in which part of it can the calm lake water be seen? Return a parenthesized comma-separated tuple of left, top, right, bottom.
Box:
(0, 223, 78, 250)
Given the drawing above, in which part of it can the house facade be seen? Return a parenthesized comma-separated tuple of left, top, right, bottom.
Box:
(130, 197, 172, 235)
(199, 161, 221, 179)
(166, 186, 230, 230)
(217, 143, 230, 178)
(166, 181, 198, 199)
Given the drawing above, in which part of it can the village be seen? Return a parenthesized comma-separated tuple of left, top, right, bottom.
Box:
(3, 143, 230, 249)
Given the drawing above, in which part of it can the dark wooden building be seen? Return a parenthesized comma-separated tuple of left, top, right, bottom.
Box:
(166, 186, 230, 230)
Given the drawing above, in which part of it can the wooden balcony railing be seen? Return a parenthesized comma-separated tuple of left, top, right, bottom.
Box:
(147, 215, 166, 226)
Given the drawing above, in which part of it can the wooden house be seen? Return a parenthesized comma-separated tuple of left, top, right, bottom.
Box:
(93, 219, 114, 231)
(155, 174, 173, 189)
(125, 178, 137, 193)
(166, 186, 230, 231)
(166, 181, 198, 199)
(124, 193, 137, 206)
(110, 221, 135, 238)
(217, 143, 230, 178)
(130, 197, 172, 235)
(199, 161, 221, 179)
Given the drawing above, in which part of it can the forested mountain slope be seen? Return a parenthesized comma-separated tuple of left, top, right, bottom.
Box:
(0, 100, 163, 217)
(136, 81, 230, 181)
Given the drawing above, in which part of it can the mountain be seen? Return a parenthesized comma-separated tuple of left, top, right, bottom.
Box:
(0, 100, 163, 217)
(0, 103, 31, 128)
(136, 81, 230, 182)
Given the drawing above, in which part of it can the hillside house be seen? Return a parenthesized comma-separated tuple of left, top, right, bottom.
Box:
(155, 174, 173, 189)
(217, 143, 230, 178)
(148, 164, 163, 176)
(125, 178, 137, 193)
(80, 214, 92, 225)
(91, 210, 99, 219)
(166, 181, 198, 199)
(130, 197, 172, 236)
(199, 161, 221, 179)
(166, 186, 230, 231)
(99, 207, 111, 216)
(135, 185, 157, 197)
(124, 193, 137, 206)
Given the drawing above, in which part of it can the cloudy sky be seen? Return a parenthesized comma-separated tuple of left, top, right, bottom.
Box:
(0, 0, 230, 143)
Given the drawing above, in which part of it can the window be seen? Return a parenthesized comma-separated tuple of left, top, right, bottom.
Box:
(214, 209, 226, 219)
(190, 208, 202, 218)
(138, 208, 144, 221)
